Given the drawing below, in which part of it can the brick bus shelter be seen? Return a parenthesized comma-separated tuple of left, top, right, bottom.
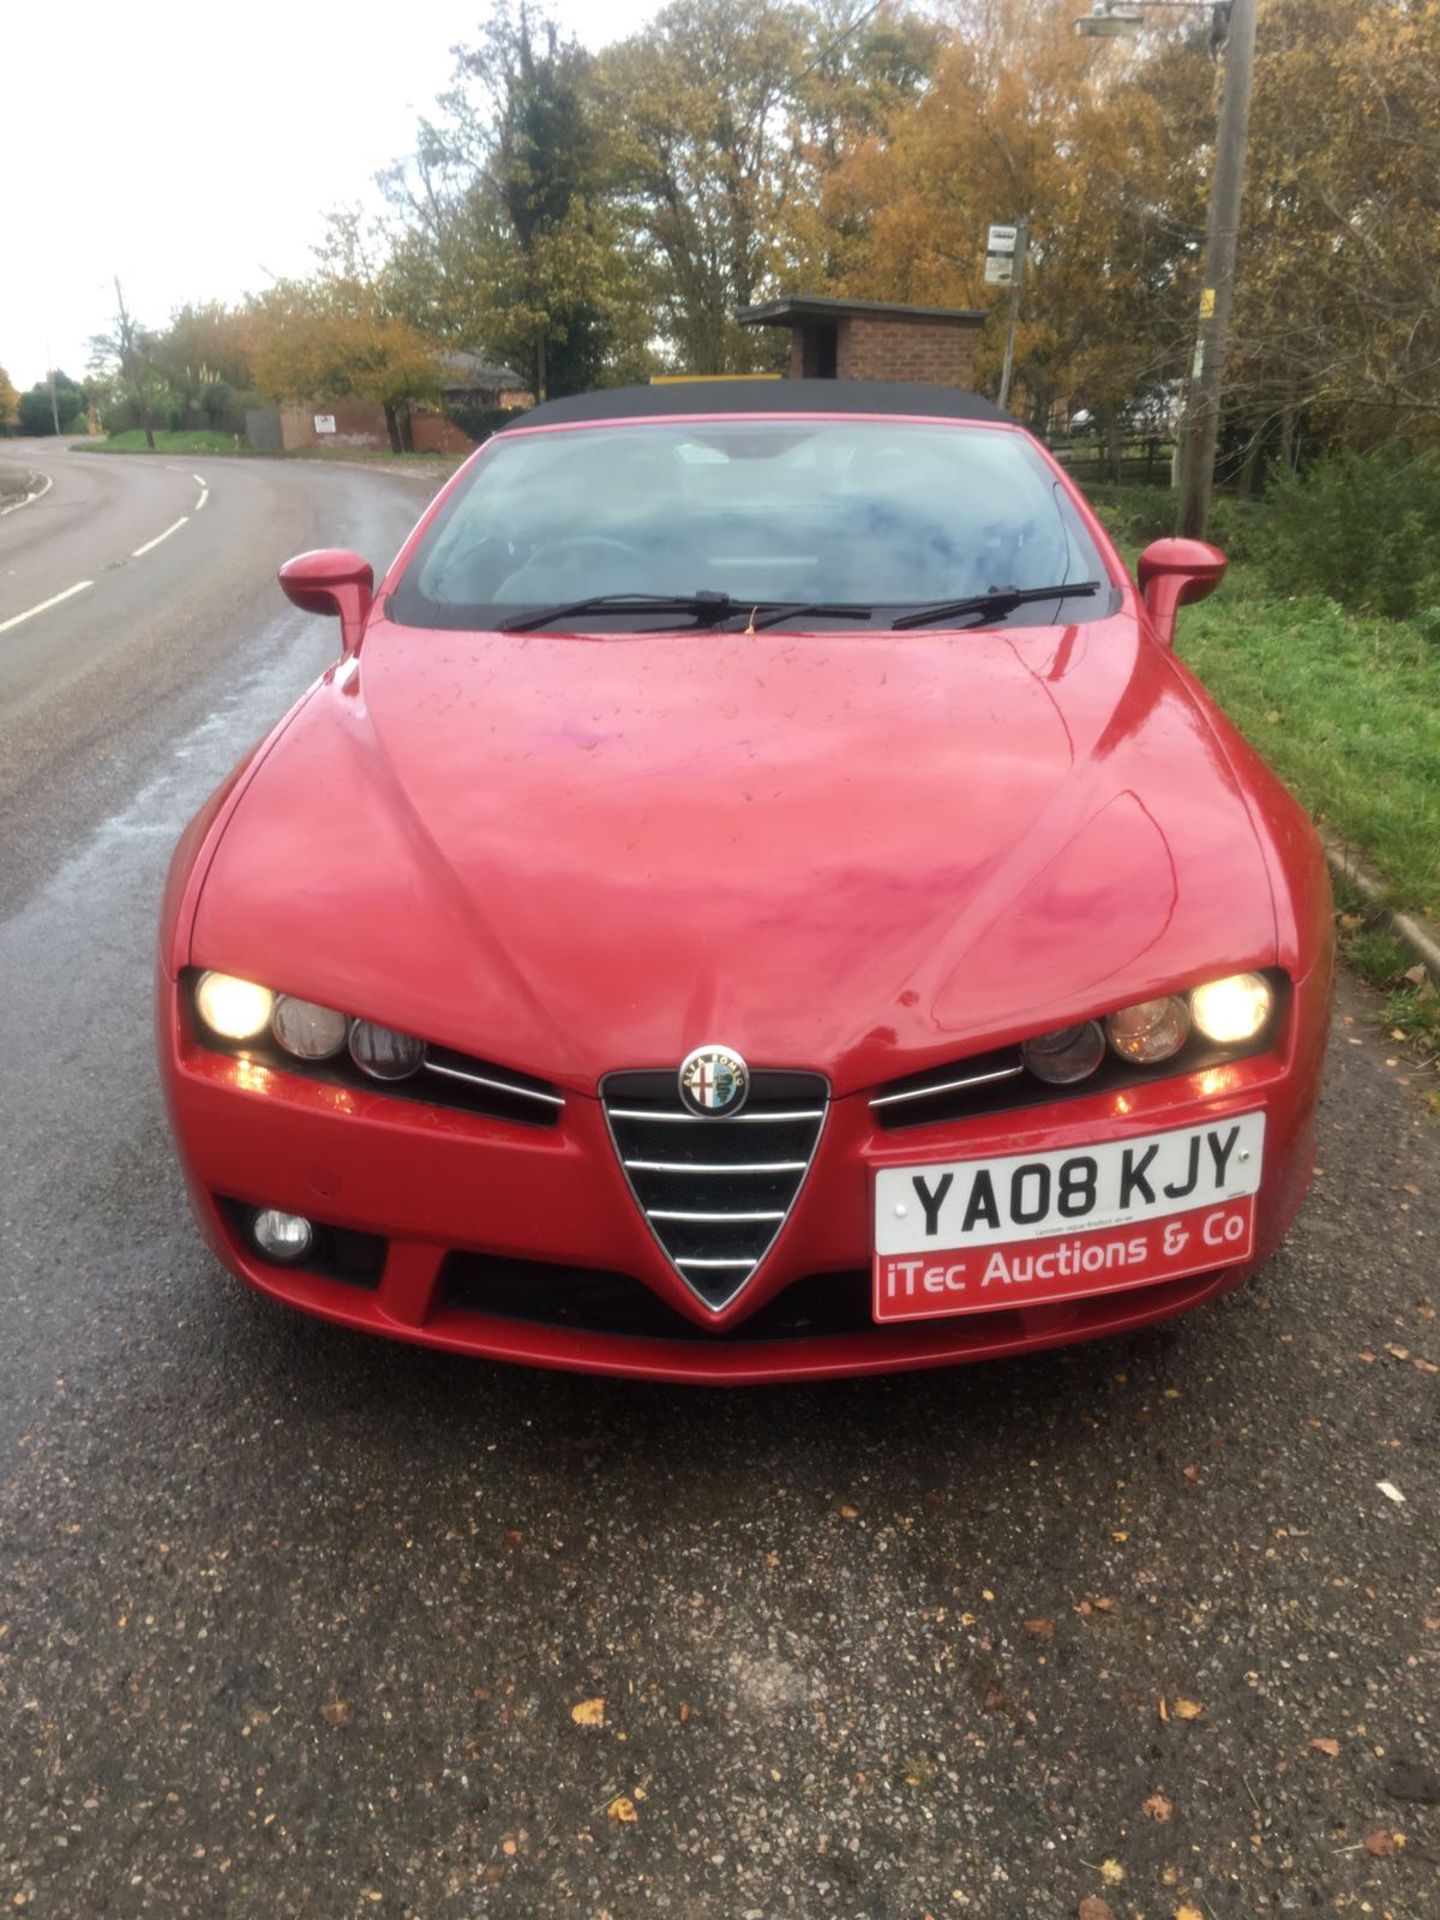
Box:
(736, 295, 985, 389)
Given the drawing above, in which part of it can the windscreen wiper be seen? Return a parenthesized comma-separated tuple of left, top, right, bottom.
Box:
(498, 591, 874, 634)
(890, 580, 1102, 631)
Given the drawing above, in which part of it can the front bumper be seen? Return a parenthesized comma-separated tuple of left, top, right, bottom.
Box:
(158, 970, 1328, 1384)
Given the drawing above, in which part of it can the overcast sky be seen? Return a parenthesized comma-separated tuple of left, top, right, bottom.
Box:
(3, 1, 657, 389)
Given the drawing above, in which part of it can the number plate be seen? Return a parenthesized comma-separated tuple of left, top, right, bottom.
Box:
(873, 1112, 1264, 1323)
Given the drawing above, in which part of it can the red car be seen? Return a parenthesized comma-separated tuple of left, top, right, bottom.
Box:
(157, 381, 1332, 1383)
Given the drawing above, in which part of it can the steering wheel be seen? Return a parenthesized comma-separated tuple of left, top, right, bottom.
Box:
(523, 534, 659, 586)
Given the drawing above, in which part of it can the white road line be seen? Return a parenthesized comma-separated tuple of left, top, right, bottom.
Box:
(132, 516, 189, 558)
(0, 473, 55, 518)
(0, 579, 93, 635)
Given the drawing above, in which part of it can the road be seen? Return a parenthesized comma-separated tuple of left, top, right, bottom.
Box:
(0, 443, 1435, 1918)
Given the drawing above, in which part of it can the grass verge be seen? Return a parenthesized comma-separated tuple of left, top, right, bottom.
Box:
(1176, 563, 1440, 1091)
(78, 429, 248, 454)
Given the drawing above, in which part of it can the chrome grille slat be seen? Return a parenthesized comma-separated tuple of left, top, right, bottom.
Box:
(606, 1107, 824, 1123)
(423, 1059, 565, 1106)
(603, 1068, 828, 1311)
(870, 1063, 1024, 1108)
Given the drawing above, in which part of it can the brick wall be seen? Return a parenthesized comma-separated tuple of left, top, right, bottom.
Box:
(835, 316, 978, 388)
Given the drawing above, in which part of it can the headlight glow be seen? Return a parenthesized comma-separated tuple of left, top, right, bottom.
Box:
(1105, 995, 1190, 1064)
(195, 971, 275, 1041)
(1191, 972, 1273, 1045)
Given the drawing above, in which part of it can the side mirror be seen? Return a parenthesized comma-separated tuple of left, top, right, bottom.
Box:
(1136, 537, 1227, 647)
(278, 549, 375, 655)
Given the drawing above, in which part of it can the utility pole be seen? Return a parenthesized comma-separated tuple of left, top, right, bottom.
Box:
(113, 277, 156, 451)
(1175, 0, 1258, 538)
(46, 341, 59, 434)
(997, 217, 1029, 414)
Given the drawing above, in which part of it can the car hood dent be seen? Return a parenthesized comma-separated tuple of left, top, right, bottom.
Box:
(192, 617, 1277, 1096)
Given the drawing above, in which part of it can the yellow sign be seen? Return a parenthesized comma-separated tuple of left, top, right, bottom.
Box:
(649, 373, 783, 384)
(1199, 287, 1216, 320)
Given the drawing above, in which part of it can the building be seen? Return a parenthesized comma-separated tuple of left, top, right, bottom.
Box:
(736, 295, 985, 390)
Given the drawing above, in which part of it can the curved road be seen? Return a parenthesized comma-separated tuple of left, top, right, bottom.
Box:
(0, 446, 1435, 1914)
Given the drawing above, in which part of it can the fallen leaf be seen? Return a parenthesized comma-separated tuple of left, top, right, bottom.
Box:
(837, 1503, 860, 1520)
(570, 1697, 605, 1727)
(1385, 1344, 1411, 1361)
(1024, 1618, 1054, 1639)
(1173, 1697, 1204, 1721)
(607, 1795, 638, 1824)
(1404, 965, 1428, 986)
(320, 1700, 350, 1728)
(1175, 1905, 1205, 1920)
(1157, 1696, 1169, 1723)
(1143, 1791, 1174, 1822)
(1111, 1530, 1129, 1542)
(1182, 1465, 1200, 1483)
(679, 1701, 691, 1723)
(1078, 1899, 1114, 1920)
(1099, 1858, 1125, 1887)
(1363, 1828, 1396, 1857)
(1308, 1737, 1341, 1757)
(1377, 1480, 1406, 1505)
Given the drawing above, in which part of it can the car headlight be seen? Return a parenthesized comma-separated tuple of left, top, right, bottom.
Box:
(195, 970, 275, 1041)
(1105, 995, 1190, 1064)
(1021, 1020, 1106, 1085)
(271, 994, 348, 1060)
(1191, 971, 1273, 1044)
(348, 1019, 425, 1080)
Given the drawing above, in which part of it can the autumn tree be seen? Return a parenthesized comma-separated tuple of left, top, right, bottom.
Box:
(247, 280, 440, 451)
(0, 365, 18, 431)
(819, 0, 1203, 435)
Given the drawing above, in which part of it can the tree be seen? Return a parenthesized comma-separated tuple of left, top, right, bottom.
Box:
(0, 366, 17, 431)
(88, 280, 159, 448)
(816, 0, 1202, 431)
(246, 279, 440, 450)
(17, 371, 87, 437)
(378, 2, 649, 396)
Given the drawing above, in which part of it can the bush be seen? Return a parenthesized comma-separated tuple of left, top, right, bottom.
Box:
(1258, 445, 1440, 622)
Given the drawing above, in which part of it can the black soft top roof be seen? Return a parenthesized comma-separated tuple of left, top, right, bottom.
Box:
(499, 379, 1010, 432)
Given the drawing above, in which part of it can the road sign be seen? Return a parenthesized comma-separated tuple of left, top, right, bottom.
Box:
(985, 223, 1025, 287)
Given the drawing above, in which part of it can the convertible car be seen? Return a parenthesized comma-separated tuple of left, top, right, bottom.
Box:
(157, 380, 1332, 1382)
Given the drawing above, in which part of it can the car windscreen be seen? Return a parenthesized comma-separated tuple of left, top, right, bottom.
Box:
(388, 416, 1116, 630)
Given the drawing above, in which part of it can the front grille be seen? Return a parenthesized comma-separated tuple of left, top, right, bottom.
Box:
(602, 1069, 828, 1309)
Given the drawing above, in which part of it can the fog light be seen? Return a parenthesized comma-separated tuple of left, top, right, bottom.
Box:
(1022, 1020, 1106, 1085)
(196, 971, 274, 1041)
(250, 1208, 314, 1265)
(1105, 996, 1190, 1064)
(1191, 971, 1273, 1045)
(348, 1020, 425, 1081)
(272, 994, 348, 1060)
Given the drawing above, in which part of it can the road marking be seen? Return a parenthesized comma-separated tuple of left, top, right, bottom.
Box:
(192, 474, 209, 511)
(0, 473, 54, 518)
(0, 579, 93, 635)
(132, 516, 189, 558)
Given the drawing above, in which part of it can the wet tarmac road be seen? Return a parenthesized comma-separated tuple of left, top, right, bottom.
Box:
(0, 448, 1435, 1918)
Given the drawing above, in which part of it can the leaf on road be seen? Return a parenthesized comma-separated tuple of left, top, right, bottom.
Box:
(607, 1795, 638, 1823)
(1376, 1480, 1406, 1505)
(1308, 1737, 1341, 1757)
(1143, 1792, 1174, 1822)
(837, 1503, 860, 1520)
(1099, 1858, 1125, 1886)
(571, 1697, 605, 1726)
(1363, 1828, 1398, 1856)
(1078, 1898, 1114, 1920)
(1024, 1618, 1054, 1639)
(320, 1699, 350, 1728)
(1175, 1905, 1205, 1920)
(1173, 1697, 1204, 1721)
